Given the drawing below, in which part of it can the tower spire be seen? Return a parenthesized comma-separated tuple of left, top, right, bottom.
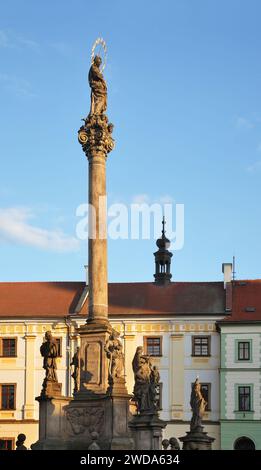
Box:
(153, 217, 173, 285)
(162, 215, 166, 236)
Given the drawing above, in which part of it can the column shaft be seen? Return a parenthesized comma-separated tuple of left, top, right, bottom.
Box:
(88, 153, 108, 322)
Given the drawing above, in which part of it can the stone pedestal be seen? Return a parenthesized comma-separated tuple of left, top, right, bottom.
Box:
(64, 321, 133, 449)
(33, 321, 133, 450)
(32, 388, 133, 449)
(129, 413, 166, 450)
(64, 394, 133, 450)
(77, 322, 112, 396)
(41, 382, 62, 398)
(31, 395, 72, 450)
(179, 425, 215, 450)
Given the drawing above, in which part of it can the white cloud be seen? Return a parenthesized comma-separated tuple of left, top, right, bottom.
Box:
(0, 73, 35, 98)
(247, 161, 261, 172)
(0, 207, 80, 252)
(0, 30, 9, 48)
(49, 41, 72, 56)
(0, 29, 39, 50)
(235, 116, 254, 129)
(132, 194, 174, 205)
(132, 194, 150, 204)
(159, 195, 174, 204)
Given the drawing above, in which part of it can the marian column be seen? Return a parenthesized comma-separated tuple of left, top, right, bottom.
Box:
(78, 45, 114, 325)
(32, 42, 133, 450)
(77, 40, 129, 401)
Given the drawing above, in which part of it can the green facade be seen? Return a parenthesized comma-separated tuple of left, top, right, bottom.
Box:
(219, 328, 261, 450)
(221, 421, 261, 449)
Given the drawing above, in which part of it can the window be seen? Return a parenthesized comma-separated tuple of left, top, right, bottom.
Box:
(0, 438, 14, 450)
(190, 383, 211, 411)
(144, 337, 162, 356)
(54, 337, 62, 357)
(0, 338, 17, 357)
(155, 382, 163, 410)
(43, 336, 62, 357)
(201, 383, 211, 411)
(238, 341, 250, 361)
(0, 384, 16, 410)
(238, 386, 251, 411)
(192, 336, 210, 356)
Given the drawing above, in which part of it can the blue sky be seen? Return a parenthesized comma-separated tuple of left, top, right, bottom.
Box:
(0, 0, 260, 283)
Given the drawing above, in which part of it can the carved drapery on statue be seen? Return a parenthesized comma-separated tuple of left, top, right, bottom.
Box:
(190, 377, 207, 431)
(105, 332, 124, 384)
(40, 331, 58, 394)
(132, 346, 160, 414)
(88, 55, 107, 116)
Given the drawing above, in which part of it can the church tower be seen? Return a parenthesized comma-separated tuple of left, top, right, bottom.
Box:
(154, 217, 173, 285)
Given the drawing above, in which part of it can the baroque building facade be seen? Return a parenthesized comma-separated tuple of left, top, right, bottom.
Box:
(0, 266, 233, 450)
(0, 261, 260, 450)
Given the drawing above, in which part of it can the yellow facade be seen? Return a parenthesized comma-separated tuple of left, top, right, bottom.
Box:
(0, 318, 221, 449)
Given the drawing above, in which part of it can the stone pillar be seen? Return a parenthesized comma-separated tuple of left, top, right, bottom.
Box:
(78, 114, 114, 325)
(88, 152, 108, 323)
(77, 112, 115, 397)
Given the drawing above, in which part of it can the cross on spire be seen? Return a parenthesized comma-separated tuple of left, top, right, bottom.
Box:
(162, 216, 166, 236)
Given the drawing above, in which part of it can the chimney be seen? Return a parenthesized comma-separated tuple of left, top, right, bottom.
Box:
(222, 263, 232, 312)
(222, 263, 232, 287)
(84, 265, 89, 285)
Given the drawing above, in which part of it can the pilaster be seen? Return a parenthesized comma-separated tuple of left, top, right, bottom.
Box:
(170, 334, 184, 419)
(23, 333, 37, 420)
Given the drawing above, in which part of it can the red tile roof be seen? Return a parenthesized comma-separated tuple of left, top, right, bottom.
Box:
(0, 281, 226, 318)
(220, 280, 261, 322)
(108, 282, 225, 316)
(0, 282, 85, 317)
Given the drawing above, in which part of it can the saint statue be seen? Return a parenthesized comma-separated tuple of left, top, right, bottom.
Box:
(40, 331, 58, 384)
(88, 55, 107, 116)
(190, 377, 207, 431)
(132, 346, 160, 414)
(105, 332, 124, 381)
(70, 346, 81, 393)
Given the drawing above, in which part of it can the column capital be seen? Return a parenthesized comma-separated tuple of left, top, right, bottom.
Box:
(78, 114, 114, 160)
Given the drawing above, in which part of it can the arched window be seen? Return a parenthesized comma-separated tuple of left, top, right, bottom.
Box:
(234, 437, 255, 450)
